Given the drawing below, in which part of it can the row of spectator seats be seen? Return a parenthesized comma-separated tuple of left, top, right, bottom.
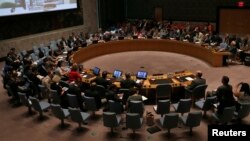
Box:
(15, 85, 250, 135)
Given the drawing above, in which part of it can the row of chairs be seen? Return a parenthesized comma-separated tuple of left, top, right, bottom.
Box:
(18, 92, 90, 128)
(103, 110, 203, 136)
(17, 91, 250, 136)
(154, 97, 250, 123)
(155, 84, 208, 106)
(18, 81, 250, 123)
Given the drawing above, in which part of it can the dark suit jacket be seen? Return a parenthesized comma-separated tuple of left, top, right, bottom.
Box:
(120, 79, 137, 89)
(93, 77, 111, 89)
(38, 65, 48, 77)
(50, 82, 68, 108)
(85, 88, 102, 109)
(50, 82, 63, 96)
(68, 84, 84, 107)
(216, 84, 236, 114)
(186, 77, 206, 91)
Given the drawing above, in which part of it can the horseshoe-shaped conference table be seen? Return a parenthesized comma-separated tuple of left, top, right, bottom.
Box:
(72, 39, 231, 102)
(72, 39, 230, 67)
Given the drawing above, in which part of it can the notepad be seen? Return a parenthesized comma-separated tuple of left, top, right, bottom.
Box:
(185, 77, 194, 81)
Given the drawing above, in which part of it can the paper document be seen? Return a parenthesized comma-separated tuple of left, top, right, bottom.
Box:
(213, 103, 219, 108)
(136, 80, 142, 84)
(81, 92, 85, 96)
(117, 94, 123, 100)
(153, 105, 157, 111)
(185, 77, 194, 81)
(142, 96, 148, 101)
(62, 87, 68, 91)
(36, 75, 44, 80)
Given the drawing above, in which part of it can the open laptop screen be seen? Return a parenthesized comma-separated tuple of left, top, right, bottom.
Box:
(136, 71, 148, 80)
(93, 67, 100, 76)
(113, 70, 122, 78)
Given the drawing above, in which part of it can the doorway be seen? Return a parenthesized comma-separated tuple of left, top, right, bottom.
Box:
(155, 7, 163, 22)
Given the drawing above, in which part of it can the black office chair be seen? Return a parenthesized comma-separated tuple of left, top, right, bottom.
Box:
(155, 84, 172, 103)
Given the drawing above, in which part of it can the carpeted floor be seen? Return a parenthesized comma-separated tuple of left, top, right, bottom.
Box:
(0, 51, 249, 141)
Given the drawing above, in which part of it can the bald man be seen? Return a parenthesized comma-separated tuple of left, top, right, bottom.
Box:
(186, 71, 206, 92)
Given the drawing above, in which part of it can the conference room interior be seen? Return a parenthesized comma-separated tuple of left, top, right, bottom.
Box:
(1, 0, 250, 141)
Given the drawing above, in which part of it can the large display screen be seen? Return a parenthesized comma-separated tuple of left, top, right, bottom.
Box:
(0, 0, 78, 17)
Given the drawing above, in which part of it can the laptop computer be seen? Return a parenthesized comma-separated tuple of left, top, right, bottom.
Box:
(93, 67, 100, 76)
(136, 71, 148, 83)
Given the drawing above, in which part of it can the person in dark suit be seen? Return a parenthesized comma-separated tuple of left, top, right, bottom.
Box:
(67, 80, 84, 111)
(85, 83, 102, 109)
(185, 71, 206, 96)
(106, 84, 123, 102)
(216, 76, 236, 115)
(120, 73, 137, 89)
(38, 63, 48, 77)
(93, 71, 111, 89)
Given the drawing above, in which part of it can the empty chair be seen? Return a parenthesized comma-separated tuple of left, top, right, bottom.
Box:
(18, 92, 32, 114)
(39, 43, 45, 48)
(212, 106, 236, 124)
(30, 53, 38, 61)
(51, 104, 70, 127)
(234, 103, 250, 120)
(29, 96, 50, 118)
(160, 113, 179, 136)
(67, 94, 79, 108)
(21, 50, 27, 57)
(50, 89, 61, 104)
(172, 99, 192, 115)
(103, 112, 121, 133)
(190, 84, 208, 106)
(126, 113, 143, 134)
(129, 100, 144, 117)
(180, 111, 203, 135)
(33, 46, 39, 56)
(43, 46, 50, 56)
(195, 96, 217, 116)
(154, 99, 170, 117)
(68, 107, 90, 129)
(50, 43, 59, 51)
(155, 84, 172, 103)
(83, 95, 98, 115)
(109, 100, 123, 114)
